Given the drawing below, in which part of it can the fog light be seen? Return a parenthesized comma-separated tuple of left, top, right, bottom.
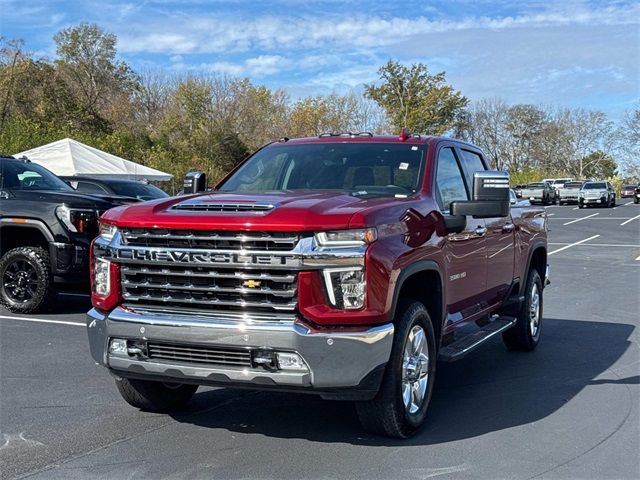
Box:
(252, 349, 278, 370)
(276, 352, 307, 371)
(109, 338, 128, 355)
(322, 268, 365, 310)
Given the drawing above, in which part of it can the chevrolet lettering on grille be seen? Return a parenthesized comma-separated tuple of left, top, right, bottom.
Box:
(115, 248, 299, 267)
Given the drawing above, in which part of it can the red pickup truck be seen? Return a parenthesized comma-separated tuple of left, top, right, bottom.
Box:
(87, 133, 549, 438)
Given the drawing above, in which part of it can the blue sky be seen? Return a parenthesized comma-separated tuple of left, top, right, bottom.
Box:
(1, 0, 638, 117)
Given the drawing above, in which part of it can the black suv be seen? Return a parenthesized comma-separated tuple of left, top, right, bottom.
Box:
(60, 176, 169, 202)
(0, 155, 120, 313)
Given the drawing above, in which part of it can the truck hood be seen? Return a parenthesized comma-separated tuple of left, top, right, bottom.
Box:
(101, 191, 399, 231)
(10, 190, 118, 210)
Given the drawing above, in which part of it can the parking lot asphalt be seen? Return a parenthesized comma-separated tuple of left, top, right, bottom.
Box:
(1, 203, 639, 480)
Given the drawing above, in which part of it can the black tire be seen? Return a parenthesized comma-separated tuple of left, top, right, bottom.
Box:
(115, 377, 198, 412)
(502, 269, 543, 352)
(634, 198, 639, 204)
(578, 203, 585, 209)
(356, 301, 436, 438)
(0, 246, 54, 314)
(611, 197, 616, 207)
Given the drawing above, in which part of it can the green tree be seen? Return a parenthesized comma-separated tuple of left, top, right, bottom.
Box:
(581, 151, 617, 179)
(53, 23, 138, 131)
(364, 60, 467, 135)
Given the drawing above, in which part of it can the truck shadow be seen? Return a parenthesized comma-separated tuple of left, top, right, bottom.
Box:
(172, 318, 635, 446)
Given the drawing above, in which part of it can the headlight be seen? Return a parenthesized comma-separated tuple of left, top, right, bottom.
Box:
(55, 205, 98, 234)
(98, 222, 118, 241)
(315, 228, 377, 247)
(93, 258, 112, 296)
(322, 268, 365, 310)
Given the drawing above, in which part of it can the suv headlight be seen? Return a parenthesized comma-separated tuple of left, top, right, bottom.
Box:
(98, 222, 118, 241)
(322, 268, 365, 310)
(315, 228, 377, 247)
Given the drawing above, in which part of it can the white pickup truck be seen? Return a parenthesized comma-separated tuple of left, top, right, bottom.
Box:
(558, 181, 584, 205)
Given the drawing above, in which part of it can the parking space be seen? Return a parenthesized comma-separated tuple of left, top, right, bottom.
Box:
(1, 204, 639, 479)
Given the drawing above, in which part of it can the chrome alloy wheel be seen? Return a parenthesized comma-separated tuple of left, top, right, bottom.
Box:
(401, 325, 430, 415)
(529, 283, 541, 338)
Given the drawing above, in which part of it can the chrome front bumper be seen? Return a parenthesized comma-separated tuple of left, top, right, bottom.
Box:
(87, 307, 393, 393)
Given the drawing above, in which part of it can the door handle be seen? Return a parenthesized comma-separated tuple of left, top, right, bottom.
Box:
(502, 223, 515, 233)
(475, 226, 487, 237)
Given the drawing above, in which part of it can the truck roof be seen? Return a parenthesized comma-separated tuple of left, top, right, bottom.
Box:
(275, 133, 479, 149)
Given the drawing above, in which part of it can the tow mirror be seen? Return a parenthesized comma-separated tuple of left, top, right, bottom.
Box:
(450, 171, 510, 218)
(183, 171, 207, 194)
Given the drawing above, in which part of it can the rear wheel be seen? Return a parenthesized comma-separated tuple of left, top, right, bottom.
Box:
(356, 301, 436, 438)
(502, 269, 543, 352)
(0, 246, 54, 314)
(115, 377, 198, 412)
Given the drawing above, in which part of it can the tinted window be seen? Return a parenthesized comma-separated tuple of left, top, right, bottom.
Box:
(220, 143, 425, 197)
(109, 182, 169, 201)
(458, 149, 486, 188)
(76, 181, 109, 194)
(435, 147, 468, 211)
(583, 182, 606, 189)
(527, 183, 547, 188)
(0, 161, 73, 192)
(565, 182, 583, 188)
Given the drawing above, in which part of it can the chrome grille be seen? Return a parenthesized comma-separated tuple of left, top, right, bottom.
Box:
(120, 264, 297, 313)
(147, 342, 252, 367)
(120, 229, 299, 252)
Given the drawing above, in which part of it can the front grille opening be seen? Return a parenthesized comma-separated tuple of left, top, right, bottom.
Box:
(120, 229, 300, 252)
(147, 342, 252, 368)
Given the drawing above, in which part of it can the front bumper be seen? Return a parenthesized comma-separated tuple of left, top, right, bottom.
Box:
(87, 307, 393, 397)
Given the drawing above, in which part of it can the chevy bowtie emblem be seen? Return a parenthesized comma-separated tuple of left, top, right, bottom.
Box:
(242, 280, 262, 288)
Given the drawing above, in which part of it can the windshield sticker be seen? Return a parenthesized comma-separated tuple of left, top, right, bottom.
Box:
(399, 162, 409, 170)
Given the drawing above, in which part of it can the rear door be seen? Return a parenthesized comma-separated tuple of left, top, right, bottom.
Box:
(435, 144, 487, 326)
(456, 147, 514, 305)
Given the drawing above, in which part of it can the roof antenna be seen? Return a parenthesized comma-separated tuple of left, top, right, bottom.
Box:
(399, 128, 410, 141)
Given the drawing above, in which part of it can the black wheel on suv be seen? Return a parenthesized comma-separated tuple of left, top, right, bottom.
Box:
(502, 268, 543, 352)
(0, 246, 54, 314)
(356, 301, 436, 438)
(115, 377, 198, 412)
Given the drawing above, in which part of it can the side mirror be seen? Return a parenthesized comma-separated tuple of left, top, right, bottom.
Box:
(450, 171, 510, 218)
(183, 171, 207, 194)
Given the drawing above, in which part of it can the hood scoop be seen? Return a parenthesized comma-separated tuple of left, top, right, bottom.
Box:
(170, 201, 275, 214)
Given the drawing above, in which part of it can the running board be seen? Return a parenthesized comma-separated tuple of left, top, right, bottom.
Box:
(438, 317, 517, 362)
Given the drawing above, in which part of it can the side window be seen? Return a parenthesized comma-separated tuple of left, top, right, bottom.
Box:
(435, 147, 468, 212)
(458, 149, 486, 189)
(76, 182, 108, 194)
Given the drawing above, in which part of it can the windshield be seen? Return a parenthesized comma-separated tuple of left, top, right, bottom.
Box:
(219, 143, 426, 197)
(109, 182, 169, 201)
(565, 182, 583, 188)
(0, 160, 74, 192)
(624, 185, 636, 189)
(583, 182, 606, 189)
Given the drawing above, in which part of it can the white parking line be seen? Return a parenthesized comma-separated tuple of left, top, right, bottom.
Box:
(573, 207, 579, 210)
(0, 315, 84, 326)
(548, 235, 600, 255)
(547, 213, 555, 216)
(549, 243, 640, 248)
(620, 214, 640, 226)
(564, 213, 599, 225)
(624, 201, 633, 206)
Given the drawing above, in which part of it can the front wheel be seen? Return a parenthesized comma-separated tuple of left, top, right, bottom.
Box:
(356, 301, 436, 438)
(0, 246, 54, 313)
(115, 377, 198, 412)
(502, 269, 543, 351)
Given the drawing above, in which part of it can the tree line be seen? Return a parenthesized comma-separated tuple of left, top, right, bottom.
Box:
(1, 23, 638, 190)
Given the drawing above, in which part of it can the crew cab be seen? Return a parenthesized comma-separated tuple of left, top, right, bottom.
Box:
(86, 134, 549, 438)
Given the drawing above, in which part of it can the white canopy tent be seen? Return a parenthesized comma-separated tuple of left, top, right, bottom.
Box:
(14, 138, 173, 181)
